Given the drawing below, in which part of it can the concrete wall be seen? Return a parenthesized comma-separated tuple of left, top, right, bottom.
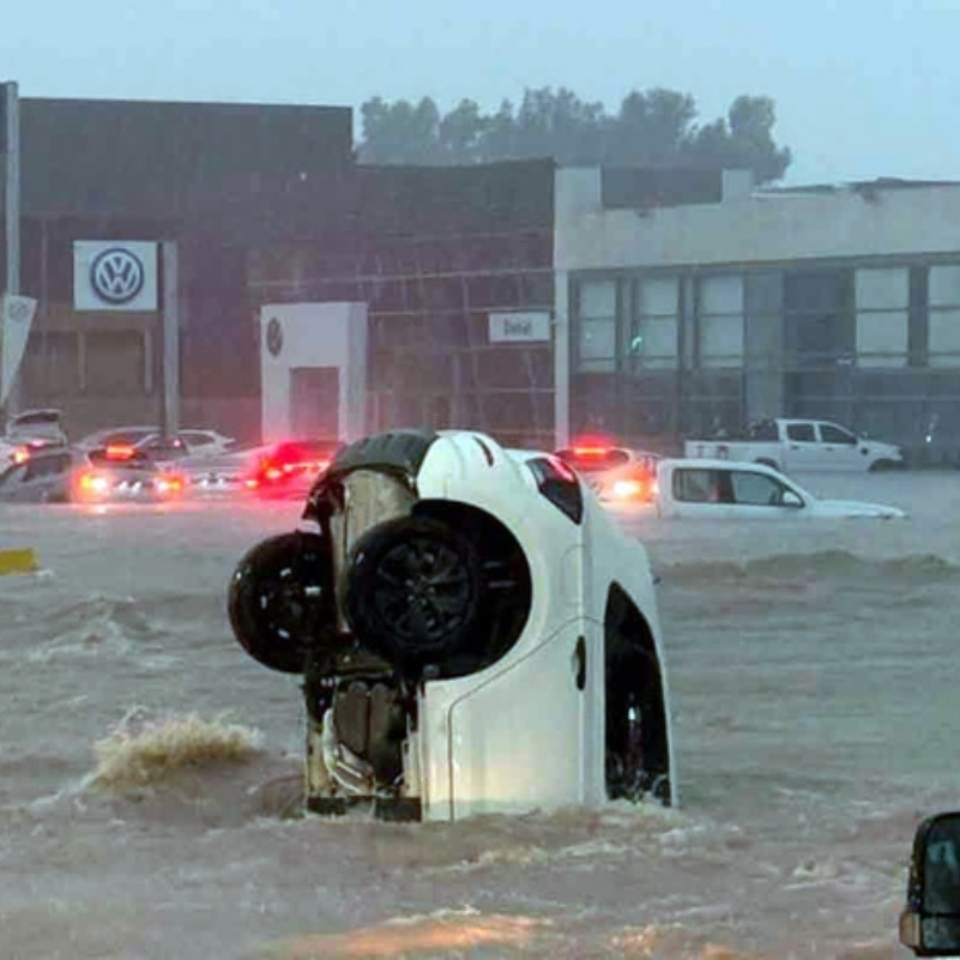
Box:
(556, 168, 960, 272)
(259, 302, 368, 445)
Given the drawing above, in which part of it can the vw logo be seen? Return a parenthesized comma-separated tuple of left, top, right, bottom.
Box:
(266, 317, 284, 357)
(7, 300, 29, 323)
(90, 247, 146, 305)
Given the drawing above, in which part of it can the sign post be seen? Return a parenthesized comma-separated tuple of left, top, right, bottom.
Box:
(1, 81, 21, 416)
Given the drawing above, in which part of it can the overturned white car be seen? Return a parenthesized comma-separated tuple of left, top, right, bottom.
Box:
(228, 429, 675, 822)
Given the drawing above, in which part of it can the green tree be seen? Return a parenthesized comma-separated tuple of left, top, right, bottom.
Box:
(357, 86, 792, 183)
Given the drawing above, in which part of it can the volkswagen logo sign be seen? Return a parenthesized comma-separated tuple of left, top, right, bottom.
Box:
(266, 317, 284, 357)
(90, 247, 146, 305)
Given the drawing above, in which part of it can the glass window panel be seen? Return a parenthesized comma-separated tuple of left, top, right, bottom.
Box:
(700, 274, 744, 315)
(700, 314, 743, 367)
(638, 277, 679, 317)
(929, 266, 960, 307)
(632, 316, 678, 368)
(577, 319, 616, 361)
(786, 423, 816, 442)
(730, 471, 784, 506)
(855, 268, 909, 310)
(856, 310, 908, 368)
(929, 308, 960, 367)
(579, 279, 617, 319)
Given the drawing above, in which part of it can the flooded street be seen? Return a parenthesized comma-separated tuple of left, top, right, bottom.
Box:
(0, 470, 956, 958)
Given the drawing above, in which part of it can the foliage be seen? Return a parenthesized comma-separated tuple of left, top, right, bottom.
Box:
(359, 87, 791, 183)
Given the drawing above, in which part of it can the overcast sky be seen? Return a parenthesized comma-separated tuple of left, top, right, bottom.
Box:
(3, 0, 957, 185)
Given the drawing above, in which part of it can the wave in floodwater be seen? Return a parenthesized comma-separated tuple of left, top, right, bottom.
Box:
(658, 549, 960, 586)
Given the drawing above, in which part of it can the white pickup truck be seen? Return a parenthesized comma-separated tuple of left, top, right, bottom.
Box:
(654, 458, 905, 520)
(683, 418, 904, 473)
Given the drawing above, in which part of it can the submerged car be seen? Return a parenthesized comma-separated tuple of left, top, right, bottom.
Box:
(0, 408, 69, 466)
(555, 437, 660, 505)
(228, 429, 675, 822)
(242, 438, 340, 499)
(0, 446, 87, 503)
(656, 459, 906, 519)
(900, 810, 960, 956)
(71, 444, 188, 504)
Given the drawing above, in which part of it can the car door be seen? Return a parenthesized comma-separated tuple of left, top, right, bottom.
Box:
(816, 422, 861, 471)
(727, 468, 807, 518)
(781, 421, 822, 472)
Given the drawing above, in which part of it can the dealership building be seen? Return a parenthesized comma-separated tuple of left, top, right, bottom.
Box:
(555, 168, 960, 461)
(3, 91, 960, 461)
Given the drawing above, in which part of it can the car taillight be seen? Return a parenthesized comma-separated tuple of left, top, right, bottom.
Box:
(155, 474, 185, 496)
(611, 478, 645, 500)
(11, 446, 30, 465)
(78, 471, 110, 495)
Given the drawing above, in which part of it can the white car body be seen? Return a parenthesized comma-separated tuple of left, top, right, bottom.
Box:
(228, 429, 676, 822)
(77, 426, 236, 458)
(684, 418, 904, 473)
(657, 458, 906, 520)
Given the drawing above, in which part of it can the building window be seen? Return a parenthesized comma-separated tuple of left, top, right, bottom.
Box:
(698, 274, 743, 368)
(575, 279, 617, 373)
(632, 277, 679, 371)
(928, 265, 960, 368)
(855, 267, 909, 368)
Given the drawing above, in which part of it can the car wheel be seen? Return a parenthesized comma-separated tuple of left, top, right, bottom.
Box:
(342, 516, 483, 675)
(228, 531, 334, 674)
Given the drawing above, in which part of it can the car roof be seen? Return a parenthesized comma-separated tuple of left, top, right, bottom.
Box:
(662, 458, 785, 473)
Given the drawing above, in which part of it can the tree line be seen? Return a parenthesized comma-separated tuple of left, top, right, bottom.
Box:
(358, 87, 792, 183)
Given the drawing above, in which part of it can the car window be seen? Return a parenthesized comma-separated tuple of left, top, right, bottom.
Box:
(748, 420, 779, 441)
(104, 429, 156, 445)
(819, 423, 856, 444)
(673, 468, 722, 503)
(786, 423, 816, 442)
(182, 432, 213, 446)
(730, 471, 790, 506)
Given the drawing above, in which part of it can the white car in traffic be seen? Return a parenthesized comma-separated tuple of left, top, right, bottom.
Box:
(228, 429, 675, 822)
(656, 458, 906, 520)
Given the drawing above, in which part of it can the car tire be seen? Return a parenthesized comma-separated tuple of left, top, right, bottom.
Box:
(228, 531, 334, 674)
(342, 516, 484, 676)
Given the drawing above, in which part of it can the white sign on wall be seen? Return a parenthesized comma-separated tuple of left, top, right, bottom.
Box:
(488, 311, 551, 343)
(74, 241, 159, 312)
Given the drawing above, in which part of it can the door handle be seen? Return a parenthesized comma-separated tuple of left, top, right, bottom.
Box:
(574, 636, 586, 691)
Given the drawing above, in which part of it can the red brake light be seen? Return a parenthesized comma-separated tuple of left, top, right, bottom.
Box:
(105, 443, 136, 461)
(11, 446, 30, 464)
(571, 445, 611, 458)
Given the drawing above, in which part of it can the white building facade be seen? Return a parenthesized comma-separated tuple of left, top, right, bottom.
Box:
(554, 168, 960, 463)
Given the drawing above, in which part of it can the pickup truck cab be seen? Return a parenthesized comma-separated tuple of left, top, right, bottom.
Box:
(683, 418, 903, 474)
(656, 458, 905, 520)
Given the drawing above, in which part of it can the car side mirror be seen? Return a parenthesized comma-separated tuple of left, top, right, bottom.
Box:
(901, 811, 960, 956)
(781, 490, 803, 508)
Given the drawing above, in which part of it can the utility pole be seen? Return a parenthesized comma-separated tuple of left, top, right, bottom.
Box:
(1, 80, 21, 416)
